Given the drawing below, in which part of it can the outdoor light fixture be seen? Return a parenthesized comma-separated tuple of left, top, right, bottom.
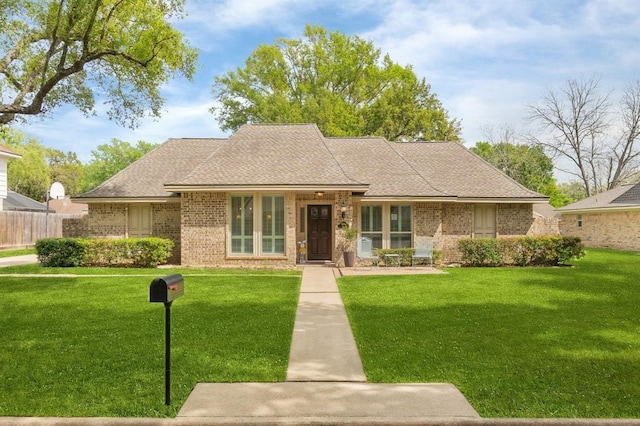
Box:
(341, 203, 347, 219)
(315, 191, 325, 197)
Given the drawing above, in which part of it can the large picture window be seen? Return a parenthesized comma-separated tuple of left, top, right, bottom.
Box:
(230, 194, 286, 256)
(360, 204, 412, 249)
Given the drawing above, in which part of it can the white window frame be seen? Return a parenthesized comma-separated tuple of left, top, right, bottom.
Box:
(359, 203, 413, 249)
(229, 193, 286, 257)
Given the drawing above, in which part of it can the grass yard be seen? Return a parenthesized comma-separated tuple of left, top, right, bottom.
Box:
(0, 270, 301, 417)
(338, 249, 640, 418)
(0, 248, 35, 258)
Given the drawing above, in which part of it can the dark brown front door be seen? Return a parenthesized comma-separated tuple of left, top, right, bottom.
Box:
(308, 205, 332, 260)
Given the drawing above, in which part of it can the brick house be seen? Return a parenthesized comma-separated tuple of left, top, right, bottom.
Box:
(73, 124, 549, 266)
(557, 183, 640, 251)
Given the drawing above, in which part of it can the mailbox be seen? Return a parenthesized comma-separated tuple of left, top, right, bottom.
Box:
(150, 274, 184, 303)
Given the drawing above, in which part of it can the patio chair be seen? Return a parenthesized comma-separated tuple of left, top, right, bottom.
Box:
(357, 237, 378, 267)
(412, 238, 433, 267)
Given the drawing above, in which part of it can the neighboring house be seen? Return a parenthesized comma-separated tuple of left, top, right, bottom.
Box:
(74, 124, 549, 266)
(557, 183, 640, 251)
(0, 144, 22, 211)
(4, 190, 48, 212)
(49, 196, 88, 215)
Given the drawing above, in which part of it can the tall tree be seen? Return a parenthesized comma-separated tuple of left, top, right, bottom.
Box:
(0, 0, 197, 127)
(79, 138, 156, 193)
(472, 141, 555, 193)
(1, 127, 50, 201)
(528, 77, 640, 196)
(48, 148, 82, 196)
(471, 124, 575, 207)
(212, 24, 460, 141)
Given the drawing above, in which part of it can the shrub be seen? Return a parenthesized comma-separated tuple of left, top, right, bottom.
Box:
(458, 238, 505, 266)
(36, 237, 175, 268)
(458, 236, 585, 267)
(36, 238, 86, 267)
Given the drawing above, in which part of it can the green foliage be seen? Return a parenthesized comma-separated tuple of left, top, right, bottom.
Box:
(36, 237, 174, 267)
(79, 138, 156, 193)
(555, 181, 588, 206)
(0, 0, 197, 126)
(2, 127, 50, 201)
(0, 248, 36, 258)
(212, 24, 460, 141)
(82, 237, 174, 267)
(472, 141, 555, 192)
(458, 236, 585, 267)
(2, 127, 84, 199)
(36, 238, 85, 267)
(47, 149, 83, 197)
(458, 238, 505, 267)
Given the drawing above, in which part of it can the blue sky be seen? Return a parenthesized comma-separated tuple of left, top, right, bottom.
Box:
(15, 0, 640, 166)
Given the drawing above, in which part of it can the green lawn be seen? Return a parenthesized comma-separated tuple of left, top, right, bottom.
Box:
(0, 271, 301, 417)
(0, 248, 36, 258)
(338, 249, 640, 418)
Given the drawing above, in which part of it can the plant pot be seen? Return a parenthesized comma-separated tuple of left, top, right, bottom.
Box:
(343, 251, 355, 267)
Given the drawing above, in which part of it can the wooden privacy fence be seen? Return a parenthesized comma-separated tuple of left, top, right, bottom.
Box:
(0, 211, 85, 248)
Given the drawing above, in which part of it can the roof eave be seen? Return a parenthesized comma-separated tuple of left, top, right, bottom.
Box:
(71, 196, 180, 204)
(556, 205, 640, 214)
(163, 184, 370, 192)
(456, 196, 549, 203)
(356, 195, 548, 203)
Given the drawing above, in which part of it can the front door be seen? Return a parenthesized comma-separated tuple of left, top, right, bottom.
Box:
(307, 205, 332, 260)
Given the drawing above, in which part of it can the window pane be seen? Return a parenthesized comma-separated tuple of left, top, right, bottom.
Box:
(262, 195, 285, 255)
(244, 197, 253, 234)
(362, 233, 383, 250)
(275, 238, 285, 253)
(400, 205, 411, 231)
(391, 234, 411, 248)
(231, 195, 253, 254)
(390, 206, 399, 232)
(362, 205, 382, 232)
(275, 196, 285, 235)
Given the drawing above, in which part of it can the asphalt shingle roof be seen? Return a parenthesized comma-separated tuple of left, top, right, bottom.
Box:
(170, 124, 365, 187)
(389, 142, 544, 199)
(5, 190, 47, 212)
(80, 138, 224, 198)
(77, 124, 547, 201)
(557, 183, 640, 212)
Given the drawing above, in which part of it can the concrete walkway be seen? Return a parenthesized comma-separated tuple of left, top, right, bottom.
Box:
(286, 265, 366, 381)
(178, 264, 480, 422)
(0, 253, 38, 267)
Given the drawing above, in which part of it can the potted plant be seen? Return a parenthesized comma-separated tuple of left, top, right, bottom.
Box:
(341, 226, 358, 267)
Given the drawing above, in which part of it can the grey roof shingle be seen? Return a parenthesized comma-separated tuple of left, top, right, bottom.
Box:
(77, 124, 547, 201)
(557, 183, 640, 212)
(79, 138, 224, 198)
(5, 190, 47, 212)
(170, 124, 365, 187)
(390, 142, 544, 198)
(612, 183, 640, 204)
